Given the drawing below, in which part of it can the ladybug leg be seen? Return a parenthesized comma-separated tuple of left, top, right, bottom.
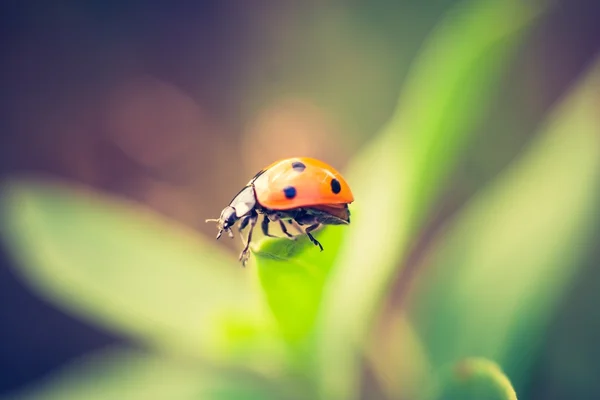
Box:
(261, 217, 280, 238)
(239, 213, 258, 266)
(260, 216, 295, 239)
(278, 220, 295, 238)
(289, 220, 306, 235)
(238, 215, 250, 232)
(304, 223, 323, 251)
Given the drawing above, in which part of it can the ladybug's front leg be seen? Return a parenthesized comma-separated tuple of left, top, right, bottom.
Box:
(238, 214, 251, 232)
(239, 211, 258, 267)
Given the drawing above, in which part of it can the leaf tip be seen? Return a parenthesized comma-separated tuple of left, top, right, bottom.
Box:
(436, 358, 518, 400)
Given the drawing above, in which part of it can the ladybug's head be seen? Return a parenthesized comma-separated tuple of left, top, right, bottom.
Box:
(206, 206, 237, 240)
(206, 186, 257, 240)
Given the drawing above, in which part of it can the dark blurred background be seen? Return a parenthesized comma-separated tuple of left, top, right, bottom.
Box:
(1, 1, 599, 398)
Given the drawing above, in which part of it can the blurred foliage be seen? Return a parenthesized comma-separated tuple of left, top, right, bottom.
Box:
(1, 0, 600, 399)
(433, 358, 517, 400)
(409, 48, 600, 396)
(5, 348, 283, 400)
(254, 234, 343, 349)
(0, 179, 286, 373)
(312, 0, 544, 397)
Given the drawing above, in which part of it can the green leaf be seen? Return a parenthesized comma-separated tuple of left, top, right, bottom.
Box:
(5, 347, 283, 400)
(366, 312, 433, 400)
(253, 227, 345, 347)
(434, 358, 518, 400)
(312, 1, 545, 398)
(409, 56, 600, 394)
(0, 178, 285, 372)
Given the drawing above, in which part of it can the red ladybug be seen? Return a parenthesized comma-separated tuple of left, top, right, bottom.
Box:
(206, 157, 354, 266)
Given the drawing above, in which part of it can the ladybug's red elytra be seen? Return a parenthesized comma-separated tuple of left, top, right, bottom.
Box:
(206, 157, 354, 266)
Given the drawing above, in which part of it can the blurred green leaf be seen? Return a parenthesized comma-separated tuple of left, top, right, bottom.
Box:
(313, 1, 545, 398)
(409, 56, 600, 394)
(253, 228, 345, 347)
(5, 347, 282, 400)
(366, 312, 433, 400)
(434, 358, 518, 400)
(0, 179, 285, 372)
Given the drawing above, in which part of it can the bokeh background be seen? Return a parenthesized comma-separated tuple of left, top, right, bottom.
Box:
(0, 1, 599, 399)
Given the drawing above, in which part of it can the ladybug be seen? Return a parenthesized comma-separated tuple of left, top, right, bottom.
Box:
(206, 157, 354, 266)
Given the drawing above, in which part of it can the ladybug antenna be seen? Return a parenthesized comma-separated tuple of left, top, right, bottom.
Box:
(205, 218, 224, 240)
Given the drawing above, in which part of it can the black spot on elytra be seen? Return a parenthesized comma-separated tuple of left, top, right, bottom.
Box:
(283, 186, 297, 199)
(331, 178, 341, 194)
(291, 161, 306, 171)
